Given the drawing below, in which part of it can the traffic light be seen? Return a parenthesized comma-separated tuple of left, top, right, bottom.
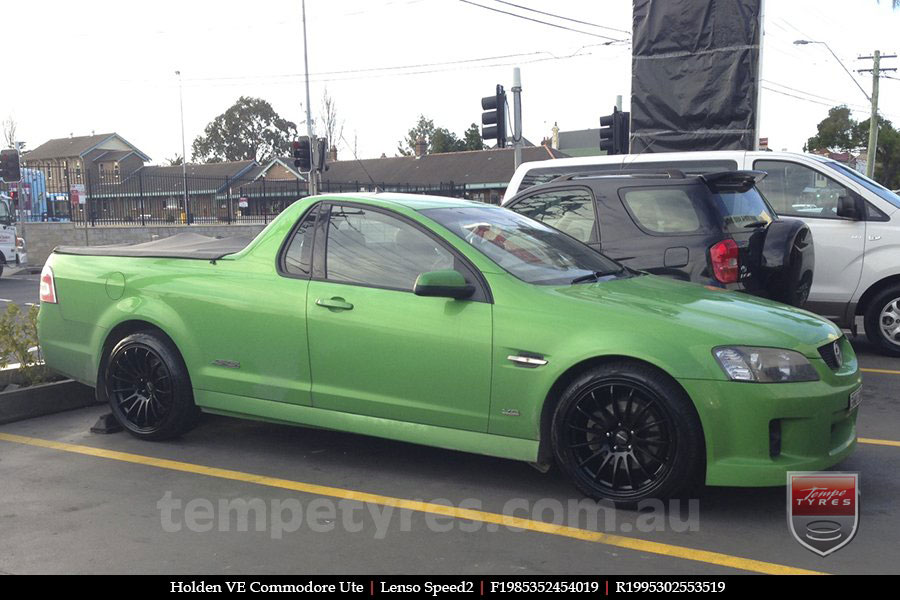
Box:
(292, 137, 312, 172)
(315, 138, 329, 173)
(481, 85, 507, 148)
(599, 107, 630, 155)
(0, 148, 20, 182)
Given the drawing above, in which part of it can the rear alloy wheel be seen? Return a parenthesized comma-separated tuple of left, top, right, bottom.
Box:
(865, 285, 900, 357)
(551, 362, 704, 502)
(102, 332, 198, 440)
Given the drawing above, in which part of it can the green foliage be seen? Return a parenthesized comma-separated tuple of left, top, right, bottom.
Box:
(462, 123, 486, 151)
(806, 105, 900, 189)
(806, 106, 858, 152)
(0, 303, 51, 388)
(192, 96, 298, 163)
(398, 116, 484, 155)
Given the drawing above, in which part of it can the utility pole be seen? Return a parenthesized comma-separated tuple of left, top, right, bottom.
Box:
(301, 0, 317, 195)
(859, 51, 897, 178)
(512, 67, 523, 169)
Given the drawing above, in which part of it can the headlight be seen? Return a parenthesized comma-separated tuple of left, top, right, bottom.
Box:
(713, 346, 819, 383)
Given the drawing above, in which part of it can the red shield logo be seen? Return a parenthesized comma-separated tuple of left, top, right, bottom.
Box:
(787, 472, 859, 556)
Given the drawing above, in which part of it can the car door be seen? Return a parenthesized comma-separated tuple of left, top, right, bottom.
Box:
(305, 202, 493, 432)
(753, 159, 866, 305)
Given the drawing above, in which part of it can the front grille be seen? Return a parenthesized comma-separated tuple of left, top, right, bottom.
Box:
(818, 338, 843, 370)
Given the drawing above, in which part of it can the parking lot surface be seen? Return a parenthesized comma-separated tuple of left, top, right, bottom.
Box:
(1, 275, 898, 574)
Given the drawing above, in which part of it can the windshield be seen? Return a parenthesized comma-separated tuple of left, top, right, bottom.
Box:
(822, 161, 900, 210)
(422, 206, 625, 285)
(710, 186, 775, 231)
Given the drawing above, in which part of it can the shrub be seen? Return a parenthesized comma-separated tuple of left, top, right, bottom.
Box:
(0, 303, 52, 388)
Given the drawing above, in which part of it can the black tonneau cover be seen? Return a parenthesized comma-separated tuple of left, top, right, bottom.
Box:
(54, 232, 252, 260)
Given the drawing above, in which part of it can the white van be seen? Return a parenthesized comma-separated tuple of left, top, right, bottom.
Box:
(504, 151, 900, 356)
(0, 193, 26, 277)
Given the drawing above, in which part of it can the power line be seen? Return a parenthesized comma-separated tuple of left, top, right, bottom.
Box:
(182, 51, 556, 83)
(457, 0, 627, 43)
(484, 0, 631, 35)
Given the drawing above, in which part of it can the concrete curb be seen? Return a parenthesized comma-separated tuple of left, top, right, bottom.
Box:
(0, 380, 99, 425)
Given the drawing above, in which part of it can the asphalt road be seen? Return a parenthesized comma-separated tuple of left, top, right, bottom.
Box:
(0, 269, 41, 309)
(0, 277, 898, 575)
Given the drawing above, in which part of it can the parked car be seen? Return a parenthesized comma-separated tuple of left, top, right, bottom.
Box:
(504, 169, 814, 308)
(505, 151, 900, 356)
(0, 193, 27, 276)
(38, 194, 861, 502)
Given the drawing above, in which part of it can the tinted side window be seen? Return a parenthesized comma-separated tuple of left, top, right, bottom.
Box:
(325, 205, 454, 291)
(511, 189, 597, 243)
(754, 160, 853, 219)
(282, 206, 319, 276)
(621, 188, 702, 233)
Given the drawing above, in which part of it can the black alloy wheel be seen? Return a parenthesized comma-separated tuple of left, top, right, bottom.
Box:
(552, 362, 704, 502)
(103, 332, 199, 440)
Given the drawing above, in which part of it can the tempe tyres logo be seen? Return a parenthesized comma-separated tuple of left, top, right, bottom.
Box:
(787, 472, 859, 556)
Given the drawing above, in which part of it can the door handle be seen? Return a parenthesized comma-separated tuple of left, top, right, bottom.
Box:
(315, 297, 354, 311)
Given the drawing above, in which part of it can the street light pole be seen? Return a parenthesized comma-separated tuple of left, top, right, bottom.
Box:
(793, 40, 871, 102)
(176, 70, 189, 222)
(301, 0, 316, 195)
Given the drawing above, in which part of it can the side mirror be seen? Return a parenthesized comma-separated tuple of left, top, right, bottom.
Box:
(413, 269, 475, 300)
(836, 195, 862, 220)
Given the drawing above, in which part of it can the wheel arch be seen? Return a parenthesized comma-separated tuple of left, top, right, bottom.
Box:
(535, 354, 706, 467)
(97, 319, 190, 385)
(856, 273, 900, 316)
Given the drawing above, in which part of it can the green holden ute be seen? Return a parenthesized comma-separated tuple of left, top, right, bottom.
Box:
(37, 194, 862, 501)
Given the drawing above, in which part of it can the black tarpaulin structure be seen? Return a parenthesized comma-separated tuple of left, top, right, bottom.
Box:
(630, 0, 762, 153)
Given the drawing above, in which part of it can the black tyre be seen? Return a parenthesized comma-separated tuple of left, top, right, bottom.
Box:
(551, 361, 705, 502)
(100, 332, 198, 440)
(864, 285, 900, 357)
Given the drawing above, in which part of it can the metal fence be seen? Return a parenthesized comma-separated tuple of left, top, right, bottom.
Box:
(0, 164, 470, 226)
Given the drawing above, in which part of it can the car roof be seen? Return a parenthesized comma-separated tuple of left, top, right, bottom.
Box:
(313, 192, 494, 211)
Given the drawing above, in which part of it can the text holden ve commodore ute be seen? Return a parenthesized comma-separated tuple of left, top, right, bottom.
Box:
(37, 194, 861, 502)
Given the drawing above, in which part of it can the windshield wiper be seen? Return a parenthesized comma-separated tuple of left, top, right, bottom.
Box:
(570, 267, 625, 284)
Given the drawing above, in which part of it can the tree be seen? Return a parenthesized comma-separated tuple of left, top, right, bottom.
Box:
(3, 116, 17, 149)
(806, 106, 858, 152)
(806, 106, 900, 189)
(398, 116, 484, 155)
(462, 123, 485, 151)
(431, 127, 465, 153)
(319, 88, 344, 150)
(856, 116, 900, 189)
(398, 115, 435, 156)
(191, 97, 297, 163)
(165, 154, 184, 166)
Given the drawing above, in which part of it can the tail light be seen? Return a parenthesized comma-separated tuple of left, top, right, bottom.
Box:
(40, 264, 57, 304)
(709, 239, 739, 284)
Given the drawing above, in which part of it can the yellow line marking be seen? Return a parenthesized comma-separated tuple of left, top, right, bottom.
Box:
(859, 437, 900, 448)
(0, 432, 824, 575)
(861, 367, 900, 376)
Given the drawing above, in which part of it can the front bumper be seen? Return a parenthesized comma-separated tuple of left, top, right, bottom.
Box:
(681, 359, 861, 487)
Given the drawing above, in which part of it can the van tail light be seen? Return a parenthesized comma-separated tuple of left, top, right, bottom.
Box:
(40, 265, 58, 304)
(709, 239, 739, 284)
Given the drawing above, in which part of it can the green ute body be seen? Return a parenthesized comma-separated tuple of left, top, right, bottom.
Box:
(38, 194, 861, 486)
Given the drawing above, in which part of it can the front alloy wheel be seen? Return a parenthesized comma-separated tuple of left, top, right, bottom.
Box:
(552, 362, 704, 502)
(864, 286, 900, 357)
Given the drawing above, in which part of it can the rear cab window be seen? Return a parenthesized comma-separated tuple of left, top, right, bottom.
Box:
(709, 186, 775, 232)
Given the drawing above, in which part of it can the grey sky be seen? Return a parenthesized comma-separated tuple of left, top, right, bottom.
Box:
(2, 0, 898, 162)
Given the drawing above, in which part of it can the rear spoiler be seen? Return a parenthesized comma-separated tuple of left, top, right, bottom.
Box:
(700, 170, 767, 191)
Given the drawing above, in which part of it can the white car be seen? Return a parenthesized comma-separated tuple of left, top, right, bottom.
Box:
(505, 151, 900, 356)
